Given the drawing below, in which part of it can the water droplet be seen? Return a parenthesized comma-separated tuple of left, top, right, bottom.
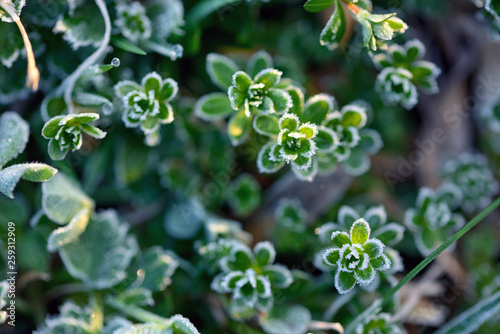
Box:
(169, 44, 183, 61)
(111, 57, 120, 67)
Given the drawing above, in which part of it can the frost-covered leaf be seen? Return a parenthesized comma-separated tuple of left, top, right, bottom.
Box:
(206, 53, 239, 90)
(53, 2, 105, 49)
(59, 210, 138, 289)
(247, 50, 273, 78)
(0, 23, 23, 68)
(434, 290, 500, 334)
(259, 304, 311, 334)
(304, 0, 335, 13)
(257, 142, 285, 174)
(262, 264, 293, 289)
(47, 208, 91, 252)
(138, 247, 179, 291)
(319, 0, 346, 50)
(254, 241, 276, 267)
(335, 269, 356, 294)
(146, 0, 184, 42)
(0, 111, 29, 169)
(227, 107, 252, 146)
(275, 198, 307, 232)
(194, 93, 234, 120)
(164, 196, 205, 239)
(171, 314, 201, 334)
(227, 174, 261, 217)
(0, 163, 57, 199)
(253, 115, 280, 136)
(338, 205, 359, 229)
(117, 288, 153, 307)
(42, 173, 93, 224)
(301, 94, 334, 125)
(0, 0, 26, 23)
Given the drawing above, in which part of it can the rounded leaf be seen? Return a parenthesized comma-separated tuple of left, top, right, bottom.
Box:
(195, 93, 234, 120)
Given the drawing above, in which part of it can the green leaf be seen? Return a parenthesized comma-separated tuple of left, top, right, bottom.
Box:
(195, 93, 234, 120)
(111, 36, 147, 55)
(323, 248, 340, 265)
(319, 0, 346, 49)
(48, 139, 69, 161)
(247, 50, 273, 78)
(59, 210, 138, 289)
(164, 196, 205, 240)
(54, 2, 105, 49)
(0, 0, 26, 22)
(41, 95, 68, 120)
(138, 247, 179, 291)
(331, 231, 351, 248)
(350, 218, 370, 244)
(254, 69, 282, 89)
(254, 241, 276, 267)
(171, 314, 201, 334)
(304, 0, 335, 13)
(338, 206, 359, 230)
(0, 163, 58, 199)
(232, 71, 252, 91)
(257, 142, 285, 174)
(253, 115, 280, 136)
(286, 86, 305, 117)
(335, 270, 356, 294)
(80, 124, 106, 139)
(114, 137, 151, 186)
(434, 290, 500, 334)
(363, 239, 384, 258)
(314, 127, 338, 152)
(227, 107, 252, 146)
(262, 265, 293, 289)
(341, 105, 367, 128)
(302, 94, 334, 125)
(47, 208, 91, 252)
(206, 53, 240, 90)
(0, 112, 30, 169)
(42, 173, 93, 224)
(0, 22, 23, 68)
(259, 305, 311, 334)
(117, 288, 153, 307)
(354, 264, 375, 285)
(268, 89, 292, 113)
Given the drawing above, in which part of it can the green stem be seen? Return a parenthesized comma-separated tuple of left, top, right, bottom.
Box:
(105, 296, 170, 325)
(62, 0, 111, 114)
(381, 195, 500, 306)
(186, 0, 242, 26)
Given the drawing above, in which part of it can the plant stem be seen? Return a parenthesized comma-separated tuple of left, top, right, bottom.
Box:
(0, 1, 40, 90)
(62, 0, 111, 114)
(344, 1, 361, 14)
(381, 196, 500, 306)
(309, 320, 344, 333)
(105, 296, 170, 324)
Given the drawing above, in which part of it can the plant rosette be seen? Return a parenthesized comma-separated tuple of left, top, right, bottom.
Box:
(211, 241, 293, 318)
(404, 185, 466, 256)
(442, 153, 500, 214)
(42, 113, 106, 160)
(322, 218, 392, 294)
(114, 72, 178, 146)
(373, 39, 441, 110)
